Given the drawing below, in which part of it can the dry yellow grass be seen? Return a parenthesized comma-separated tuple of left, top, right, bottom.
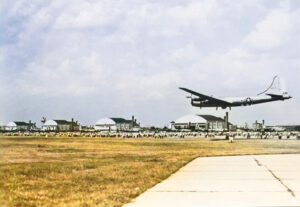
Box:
(1, 137, 300, 207)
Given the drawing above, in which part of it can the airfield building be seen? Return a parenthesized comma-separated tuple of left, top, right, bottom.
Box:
(170, 114, 231, 131)
(42, 119, 79, 131)
(5, 121, 36, 131)
(266, 125, 300, 132)
(94, 116, 140, 132)
(253, 120, 265, 131)
(0, 122, 4, 131)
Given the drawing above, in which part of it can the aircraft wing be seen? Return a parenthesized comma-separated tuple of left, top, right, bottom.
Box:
(179, 87, 232, 106)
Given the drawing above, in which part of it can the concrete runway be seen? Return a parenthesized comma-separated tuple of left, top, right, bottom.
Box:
(125, 154, 300, 207)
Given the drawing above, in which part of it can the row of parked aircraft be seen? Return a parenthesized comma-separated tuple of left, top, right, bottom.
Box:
(180, 76, 292, 110)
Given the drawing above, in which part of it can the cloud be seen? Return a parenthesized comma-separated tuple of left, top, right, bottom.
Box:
(244, 9, 293, 51)
(17, 52, 111, 96)
(1, 0, 300, 126)
(54, 1, 123, 29)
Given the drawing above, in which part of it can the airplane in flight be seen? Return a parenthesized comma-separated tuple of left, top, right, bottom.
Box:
(179, 76, 292, 110)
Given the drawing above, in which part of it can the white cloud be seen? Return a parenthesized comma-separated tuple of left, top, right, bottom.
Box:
(244, 9, 293, 51)
(1, 0, 300, 126)
(114, 71, 180, 100)
(169, 43, 199, 61)
(17, 52, 110, 96)
(54, 1, 122, 29)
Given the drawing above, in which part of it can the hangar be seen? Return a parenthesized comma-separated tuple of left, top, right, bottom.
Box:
(42, 119, 79, 131)
(170, 114, 230, 131)
(5, 121, 36, 131)
(94, 116, 140, 132)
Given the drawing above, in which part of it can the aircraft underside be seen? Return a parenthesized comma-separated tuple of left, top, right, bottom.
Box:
(191, 97, 285, 109)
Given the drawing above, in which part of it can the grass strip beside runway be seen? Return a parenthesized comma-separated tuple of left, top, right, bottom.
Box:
(1, 137, 300, 207)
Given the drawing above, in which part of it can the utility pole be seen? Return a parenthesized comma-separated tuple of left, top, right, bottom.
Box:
(225, 112, 229, 131)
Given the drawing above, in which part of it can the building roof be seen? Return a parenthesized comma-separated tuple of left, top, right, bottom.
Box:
(174, 115, 207, 124)
(15, 121, 31, 126)
(44, 120, 58, 126)
(110, 118, 132, 124)
(174, 114, 228, 124)
(95, 117, 136, 126)
(43, 120, 78, 126)
(95, 118, 116, 126)
(54, 120, 71, 125)
(198, 115, 225, 122)
(6, 121, 31, 127)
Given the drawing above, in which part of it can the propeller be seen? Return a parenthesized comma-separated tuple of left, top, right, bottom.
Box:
(186, 94, 193, 99)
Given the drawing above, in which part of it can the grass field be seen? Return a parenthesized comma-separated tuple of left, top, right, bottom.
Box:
(1, 137, 300, 207)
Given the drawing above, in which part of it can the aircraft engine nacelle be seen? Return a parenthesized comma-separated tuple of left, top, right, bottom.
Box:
(192, 98, 205, 102)
(244, 97, 252, 105)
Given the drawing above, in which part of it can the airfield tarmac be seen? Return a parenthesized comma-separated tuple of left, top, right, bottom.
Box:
(125, 154, 300, 207)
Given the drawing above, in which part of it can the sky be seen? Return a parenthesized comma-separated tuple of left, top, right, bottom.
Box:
(1, 0, 300, 127)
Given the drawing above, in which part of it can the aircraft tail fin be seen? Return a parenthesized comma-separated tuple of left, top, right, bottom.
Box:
(257, 76, 283, 96)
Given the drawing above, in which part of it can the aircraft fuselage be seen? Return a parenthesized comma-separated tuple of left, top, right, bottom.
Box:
(191, 95, 291, 109)
(180, 76, 292, 110)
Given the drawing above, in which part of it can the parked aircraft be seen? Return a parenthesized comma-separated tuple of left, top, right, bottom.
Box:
(179, 76, 292, 110)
